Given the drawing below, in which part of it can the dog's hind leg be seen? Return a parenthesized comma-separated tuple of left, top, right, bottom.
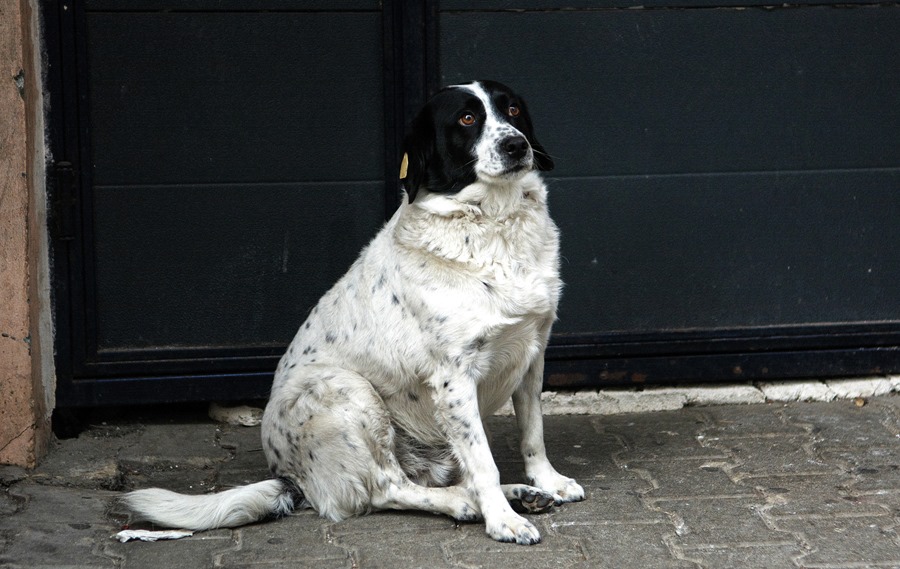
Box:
(501, 484, 557, 514)
(263, 367, 479, 523)
(371, 480, 480, 522)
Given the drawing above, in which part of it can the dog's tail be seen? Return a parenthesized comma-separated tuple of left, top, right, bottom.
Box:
(121, 478, 303, 530)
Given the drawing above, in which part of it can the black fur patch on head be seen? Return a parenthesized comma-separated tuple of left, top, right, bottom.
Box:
(401, 80, 553, 202)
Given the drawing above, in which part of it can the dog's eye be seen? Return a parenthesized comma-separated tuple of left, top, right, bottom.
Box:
(507, 105, 521, 117)
(458, 113, 477, 126)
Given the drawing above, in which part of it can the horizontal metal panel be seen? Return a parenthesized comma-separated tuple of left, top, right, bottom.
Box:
(440, 1, 885, 10)
(91, 182, 386, 352)
(547, 170, 900, 334)
(85, 0, 380, 12)
(440, 7, 900, 176)
(56, 343, 900, 406)
(86, 11, 384, 186)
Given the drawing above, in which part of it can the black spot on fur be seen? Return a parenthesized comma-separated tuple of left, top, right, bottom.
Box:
(408, 392, 420, 402)
(391, 293, 400, 305)
(325, 332, 336, 344)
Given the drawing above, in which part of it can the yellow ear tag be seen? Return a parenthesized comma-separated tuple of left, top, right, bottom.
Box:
(399, 153, 409, 180)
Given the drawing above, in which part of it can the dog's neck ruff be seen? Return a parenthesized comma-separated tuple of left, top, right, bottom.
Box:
(410, 171, 546, 220)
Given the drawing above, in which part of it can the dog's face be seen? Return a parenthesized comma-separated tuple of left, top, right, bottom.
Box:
(401, 80, 553, 202)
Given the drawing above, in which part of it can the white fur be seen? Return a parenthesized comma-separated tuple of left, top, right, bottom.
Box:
(122, 82, 583, 545)
(122, 480, 294, 530)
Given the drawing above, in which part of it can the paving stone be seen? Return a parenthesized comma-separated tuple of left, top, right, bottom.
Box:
(849, 489, 900, 518)
(819, 444, 900, 473)
(602, 412, 723, 463)
(778, 516, 900, 568)
(0, 488, 24, 516)
(780, 401, 900, 446)
(217, 425, 264, 454)
(109, 530, 233, 569)
(442, 523, 587, 569)
(215, 426, 270, 489)
(708, 436, 834, 479)
(679, 543, 804, 568)
(31, 426, 142, 491)
(628, 459, 753, 501)
(123, 462, 219, 495)
(657, 497, 785, 548)
(0, 524, 119, 569)
(218, 513, 352, 569)
(701, 404, 809, 438)
(119, 423, 229, 470)
(0, 465, 29, 486)
(331, 511, 460, 568)
(545, 483, 667, 525)
(849, 467, 900, 493)
(550, 521, 696, 569)
(0, 484, 119, 569)
(1, 482, 114, 523)
(746, 474, 885, 518)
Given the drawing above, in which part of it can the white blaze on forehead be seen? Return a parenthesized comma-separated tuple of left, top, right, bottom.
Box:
(454, 82, 530, 179)
(456, 82, 505, 126)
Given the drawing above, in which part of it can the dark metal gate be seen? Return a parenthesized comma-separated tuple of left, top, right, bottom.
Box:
(46, 0, 900, 407)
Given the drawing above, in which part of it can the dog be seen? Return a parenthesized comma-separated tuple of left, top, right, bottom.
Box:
(123, 80, 584, 545)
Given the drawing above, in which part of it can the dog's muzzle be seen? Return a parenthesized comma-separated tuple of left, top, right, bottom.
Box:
(499, 135, 533, 172)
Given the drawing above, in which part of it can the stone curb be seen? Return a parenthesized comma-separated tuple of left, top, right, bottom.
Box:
(492, 376, 900, 416)
(207, 377, 900, 421)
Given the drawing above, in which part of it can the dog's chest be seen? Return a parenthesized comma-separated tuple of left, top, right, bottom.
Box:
(415, 211, 558, 320)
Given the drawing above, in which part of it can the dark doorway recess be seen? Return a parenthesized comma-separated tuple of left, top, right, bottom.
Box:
(45, 0, 900, 407)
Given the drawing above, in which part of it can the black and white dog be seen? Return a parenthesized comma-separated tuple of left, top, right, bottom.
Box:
(124, 80, 584, 545)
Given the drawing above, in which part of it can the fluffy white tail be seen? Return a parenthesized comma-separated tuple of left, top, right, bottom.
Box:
(122, 479, 299, 530)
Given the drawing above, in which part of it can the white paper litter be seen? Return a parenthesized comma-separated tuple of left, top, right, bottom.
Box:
(115, 529, 194, 543)
(208, 402, 263, 426)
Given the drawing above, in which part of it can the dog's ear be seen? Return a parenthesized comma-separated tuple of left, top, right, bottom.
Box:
(400, 109, 436, 203)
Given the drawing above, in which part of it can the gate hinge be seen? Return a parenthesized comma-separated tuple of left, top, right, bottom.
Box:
(51, 160, 77, 242)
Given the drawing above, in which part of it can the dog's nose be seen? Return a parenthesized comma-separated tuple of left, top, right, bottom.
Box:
(501, 136, 529, 160)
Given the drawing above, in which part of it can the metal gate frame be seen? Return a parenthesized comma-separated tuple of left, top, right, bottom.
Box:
(45, 0, 900, 407)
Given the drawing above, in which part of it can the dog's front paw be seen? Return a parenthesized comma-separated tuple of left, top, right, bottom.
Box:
(553, 477, 585, 504)
(485, 513, 541, 545)
(529, 473, 585, 504)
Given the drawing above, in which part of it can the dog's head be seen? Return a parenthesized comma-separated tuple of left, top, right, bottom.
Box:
(401, 80, 553, 203)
